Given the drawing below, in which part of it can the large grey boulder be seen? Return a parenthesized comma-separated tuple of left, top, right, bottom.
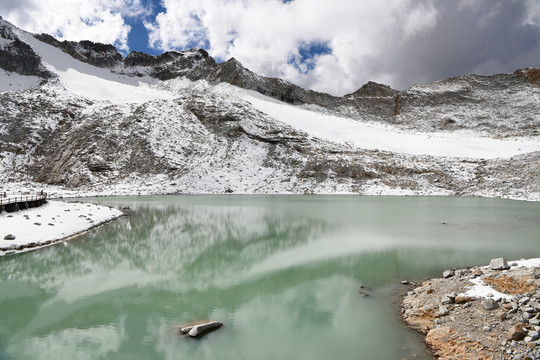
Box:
(489, 258, 510, 270)
(442, 269, 455, 278)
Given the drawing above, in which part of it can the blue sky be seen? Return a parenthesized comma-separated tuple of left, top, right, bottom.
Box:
(1, 0, 540, 95)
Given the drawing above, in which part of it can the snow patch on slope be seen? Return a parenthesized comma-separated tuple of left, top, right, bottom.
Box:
(242, 90, 540, 159)
(0, 69, 41, 92)
(15, 29, 175, 104)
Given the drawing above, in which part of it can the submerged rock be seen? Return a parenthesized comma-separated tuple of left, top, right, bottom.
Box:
(179, 321, 223, 338)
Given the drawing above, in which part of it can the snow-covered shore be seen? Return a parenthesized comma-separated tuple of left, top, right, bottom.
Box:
(0, 200, 124, 255)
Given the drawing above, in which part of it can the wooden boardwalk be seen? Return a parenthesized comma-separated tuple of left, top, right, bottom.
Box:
(0, 193, 48, 212)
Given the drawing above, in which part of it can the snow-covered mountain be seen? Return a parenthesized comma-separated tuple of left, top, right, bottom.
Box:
(1, 16, 539, 200)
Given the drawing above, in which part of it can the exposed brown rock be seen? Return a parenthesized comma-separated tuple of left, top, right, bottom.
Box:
(425, 326, 493, 360)
(484, 274, 536, 295)
(508, 323, 527, 341)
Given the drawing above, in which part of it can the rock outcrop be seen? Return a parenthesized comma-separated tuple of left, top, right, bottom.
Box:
(34, 33, 123, 68)
(0, 17, 52, 78)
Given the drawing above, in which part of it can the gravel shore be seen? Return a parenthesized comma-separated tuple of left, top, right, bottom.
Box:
(402, 258, 540, 360)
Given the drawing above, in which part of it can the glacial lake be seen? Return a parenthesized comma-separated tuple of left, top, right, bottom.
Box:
(1, 195, 540, 360)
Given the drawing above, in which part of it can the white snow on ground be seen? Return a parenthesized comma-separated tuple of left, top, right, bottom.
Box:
(241, 90, 540, 159)
(0, 200, 123, 255)
(15, 29, 175, 104)
(462, 277, 513, 301)
(57, 68, 175, 104)
(461, 258, 540, 300)
(0, 69, 41, 92)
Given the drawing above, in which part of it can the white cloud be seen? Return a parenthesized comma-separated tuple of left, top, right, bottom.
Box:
(523, 0, 540, 27)
(0, 0, 151, 52)
(2, 0, 539, 95)
(145, 0, 441, 95)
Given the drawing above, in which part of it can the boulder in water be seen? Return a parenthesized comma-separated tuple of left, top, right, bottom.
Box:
(179, 321, 223, 338)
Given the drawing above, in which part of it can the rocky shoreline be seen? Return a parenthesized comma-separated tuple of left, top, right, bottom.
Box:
(402, 258, 540, 360)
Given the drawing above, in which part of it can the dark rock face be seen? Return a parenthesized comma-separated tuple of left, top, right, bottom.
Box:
(0, 39, 53, 78)
(0, 18, 53, 78)
(34, 33, 123, 68)
(124, 48, 210, 80)
(188, 57, 341, 107)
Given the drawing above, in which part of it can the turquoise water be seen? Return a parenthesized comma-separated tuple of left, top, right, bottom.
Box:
(1, 195, 539, 360)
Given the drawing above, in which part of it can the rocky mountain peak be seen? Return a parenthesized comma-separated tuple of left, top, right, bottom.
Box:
(124, 48, 209, 68)
(124, 48, 210, 80)
(348, 81, 399, 98)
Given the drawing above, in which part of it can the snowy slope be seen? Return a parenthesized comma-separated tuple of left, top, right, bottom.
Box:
(15, 29, 175, 104)
(0, 69, 41, 92)
(241, 90, 540, 159)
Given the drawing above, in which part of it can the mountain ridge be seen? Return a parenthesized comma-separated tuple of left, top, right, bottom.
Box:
(0, 16, 539, 200)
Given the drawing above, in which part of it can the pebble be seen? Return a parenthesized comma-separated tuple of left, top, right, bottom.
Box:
(455, 269, 468, 277)
(482, 298, 499, 310)
(520, 297, 531, 305)
(441, 296, 453, 305)
(439, 305, 449, 316)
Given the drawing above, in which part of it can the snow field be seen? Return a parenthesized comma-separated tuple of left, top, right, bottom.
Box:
(0, 69, 41, 92)
(0, 200, 124, 254)
(16, 28, 175, 104)
(241, 90, 540, 160)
